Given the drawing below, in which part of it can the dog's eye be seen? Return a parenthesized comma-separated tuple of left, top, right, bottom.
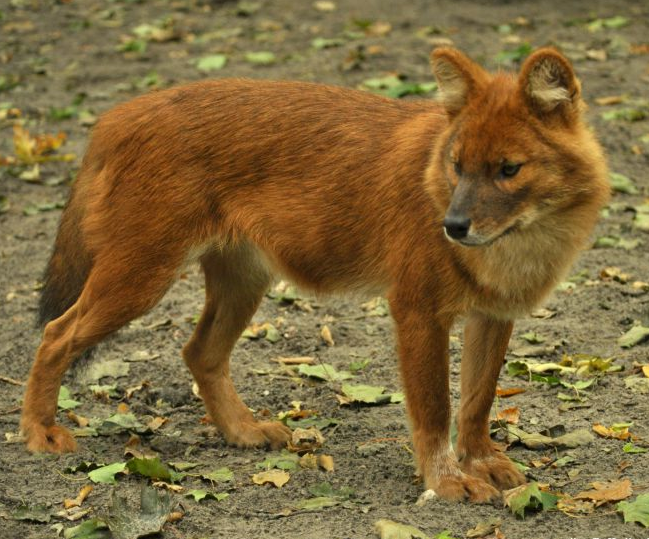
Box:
(453, 161, 462, 176)
(500, 162, 522, 178)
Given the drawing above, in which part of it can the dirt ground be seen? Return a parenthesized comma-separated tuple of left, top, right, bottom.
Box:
(1, 1, 648, 538)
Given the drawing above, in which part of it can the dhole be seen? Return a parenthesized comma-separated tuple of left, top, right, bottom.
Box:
(21, 47, 609, 503)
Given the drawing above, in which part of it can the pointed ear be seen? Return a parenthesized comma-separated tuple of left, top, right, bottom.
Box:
(430, 48, 489, 116)
(519, 48, 581, 119)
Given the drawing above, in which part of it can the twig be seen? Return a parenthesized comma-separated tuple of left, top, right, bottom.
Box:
(0, 375, 25, 386)
(0, 406, 21, 416)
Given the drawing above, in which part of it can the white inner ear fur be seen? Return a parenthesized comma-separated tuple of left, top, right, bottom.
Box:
(433, 59, 469, 113)
(527, 59, 572, 111)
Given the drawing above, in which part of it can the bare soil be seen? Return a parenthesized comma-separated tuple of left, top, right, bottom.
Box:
(1, 1, 648, 538)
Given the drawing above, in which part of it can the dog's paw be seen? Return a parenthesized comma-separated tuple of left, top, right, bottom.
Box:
(460, 451, 526, 491)
(430, 471, 502, 504)
(224, 420, 291, 450)
(23, 423, 77, 454)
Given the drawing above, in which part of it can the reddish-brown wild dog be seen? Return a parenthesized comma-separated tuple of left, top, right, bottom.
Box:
(22, 47, 609, 503)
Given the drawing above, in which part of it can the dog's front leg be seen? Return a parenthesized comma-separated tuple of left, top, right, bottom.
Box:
(456, 311, 526, 490)
(390, 295, 500, 503)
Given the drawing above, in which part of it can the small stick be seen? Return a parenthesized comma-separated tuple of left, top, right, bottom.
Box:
(0, 375, 25, 386)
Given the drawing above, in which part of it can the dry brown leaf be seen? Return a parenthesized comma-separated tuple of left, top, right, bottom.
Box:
(592, 423, 634, 440)
(116, 402, 129, 414)
(557, 497, 595, 515)
(271, 356, 315, 365)
(600, 266, 631, 283)
(496, 407, 520, 424)
(530, 308, 556, 319)
(147, 417, 167, 432)
(320, 325, 334, 346)
(152, 481, 184, 493)
(167, 511, 185, 523)
(575, 479, 632, 506)
(496, 386, 526, 398)
(288, 427, 325, 453)
(299, 453, 318, 469)
(318, 454, 335, 472)
(252, 469, 290, 488)
(66, 410, 89, 428)
(642, 365, 649, 378)
(366, 21, 391, 37)
(63, 485, 93, 509)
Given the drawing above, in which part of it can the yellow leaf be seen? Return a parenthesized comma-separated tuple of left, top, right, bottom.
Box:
(320, 325, 334, 346)
(252, 469, 290, 488)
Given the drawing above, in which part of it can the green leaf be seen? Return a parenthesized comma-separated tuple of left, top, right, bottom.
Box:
(295, 496, 341, 511)
(588, 16, 630, 31)
(196, 54, 228, 72)
(340, 383, 391, 404)
(256, 450, 300, 471)
(375, 519, 430, 539)
(362, 75, 437, 98)
(202, 466, 234, 482)
(118, 38, 147, 53)
(97, 412, 144, 434)
(58, 385, 81, 410)
(308, 482, 354, 500)
(106, 484, 172, 539)
(88, 462, 127, 484)
(63, 518, 110, 539)
(435, 532, 459, 539)
(169, 461, 200, 472)
(126, 456, 183, 483)
(617, 493, 649, 527)
(494, 43, 532, 63)
(349, 358, 371, 373)
(610, 172, 638, 194)
(602, 108, 647, 122)
(623, 442, 648, 454)
(63, 519, 110, 539)
(245, 51, 276, 65)
(618, 325, 649, 348)
(504, 482, 558, 518)
(185, 489, 229, 502)
(520, 331, 545, 344)
(297, 363, 353, 381)
(311, 37, 345, 49)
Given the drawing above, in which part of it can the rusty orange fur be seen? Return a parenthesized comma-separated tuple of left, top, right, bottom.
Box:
(21, 47, 609, 503)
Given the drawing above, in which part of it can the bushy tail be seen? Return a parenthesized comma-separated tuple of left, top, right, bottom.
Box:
(38, 177, 93, 327)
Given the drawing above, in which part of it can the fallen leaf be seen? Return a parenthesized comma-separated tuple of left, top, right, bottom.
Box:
(252, 469, 290, 488)
(575, 479, 633, 506)
(337, 383, 403, 405)
(62, 518, 110, 539)
(202, 467, 234, 483)
(185, 490, 228, 502)
(318, 454, 334, 472)
(64, 485, 93, 509)
(507, 425, 594, 449)
(496, 407, 520, 424)
(106, 484, 172, 539)
(256, 450, 300, 471)
(592, 422, 635, 440)
(617, 493, 649, 527)
(610, 172, 638, 194)
(88, 462, 127, 485)
(504, 482, 558, 518)
(245, 51, 276, 65)
(320, 325, 335, 346)
(288, 426, 325, 453)
(623, 442, 648, 454)
(196, 55, 228, 72)
(313, 1, 336, 11)
(297, 363, 352, 381)
(466, 517, 502, 538)
(126, 456, 183, 483)
(618, 325, 649, 348)
(58, 386, 81, 410)
(496, 386, 526, 397)
(375, 519, 429, 539)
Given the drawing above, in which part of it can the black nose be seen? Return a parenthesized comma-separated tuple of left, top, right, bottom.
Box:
(443, 215, 471, 240)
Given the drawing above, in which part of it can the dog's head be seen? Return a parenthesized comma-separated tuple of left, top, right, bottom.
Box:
(429, 47, 607, 247)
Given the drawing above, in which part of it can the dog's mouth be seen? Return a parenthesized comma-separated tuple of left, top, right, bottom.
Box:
(452, 222, 520, 248)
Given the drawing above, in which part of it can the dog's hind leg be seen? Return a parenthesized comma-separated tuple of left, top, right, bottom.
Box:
(21, 250, 180, 453)
(183, 242, 291, 449)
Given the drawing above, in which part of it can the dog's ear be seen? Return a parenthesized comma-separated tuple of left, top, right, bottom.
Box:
(430, 48, 489, 116)
(519, 48, 581, 120)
